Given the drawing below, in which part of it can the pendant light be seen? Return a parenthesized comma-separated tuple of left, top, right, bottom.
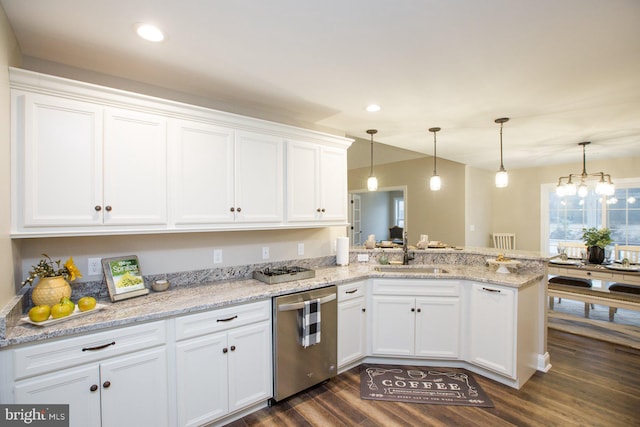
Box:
(494, 117, 509, 188)
(366, 129, 378, 191)
(555, 142, 614, 197)
(429, 127, 441, 191)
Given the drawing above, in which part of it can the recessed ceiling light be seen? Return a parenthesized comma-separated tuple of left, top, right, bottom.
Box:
(136, 23, 165, 42)
(366, 104, 381, 112)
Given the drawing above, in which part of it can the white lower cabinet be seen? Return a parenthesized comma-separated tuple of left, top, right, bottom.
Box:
(337, 281, 368, 368)
(8, 321, 169, 427)
(174, 300, 272, 427)
(370, 280, 461, 359)
(467, 283, 516, 377)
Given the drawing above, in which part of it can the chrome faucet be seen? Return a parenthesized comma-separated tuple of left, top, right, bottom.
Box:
(403, 232, 414, 265)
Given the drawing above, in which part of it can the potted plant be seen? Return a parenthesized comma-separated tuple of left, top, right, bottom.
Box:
(581, 227, 612, 264)
(22, 253, 82, 306)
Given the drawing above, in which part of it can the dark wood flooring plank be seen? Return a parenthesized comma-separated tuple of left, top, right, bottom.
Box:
(227, 329, 640, 427)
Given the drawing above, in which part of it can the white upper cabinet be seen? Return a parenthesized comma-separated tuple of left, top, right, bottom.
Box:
(169, 122, 284, 226)
(103, 107, 167, 225)
(169, 120, 235, 224)
(15, 92, 103, 228)
(10, 68, 351, 236)
(233, 131, 284, 223)
(286, 140, 348, 223)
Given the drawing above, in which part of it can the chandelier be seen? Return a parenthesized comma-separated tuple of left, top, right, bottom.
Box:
(555, 141, 614, 197)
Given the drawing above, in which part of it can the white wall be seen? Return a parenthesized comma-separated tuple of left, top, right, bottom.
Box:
(0, 6, 22, 307)
(465, 165, 493, 247)
(15, 227, 346, 285)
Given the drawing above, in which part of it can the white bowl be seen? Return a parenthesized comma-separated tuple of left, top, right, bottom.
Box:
(152, 280, 170, 292)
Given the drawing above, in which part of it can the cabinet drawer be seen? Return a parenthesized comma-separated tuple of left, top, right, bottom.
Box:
(372, 279, 460, 296)
(13, 320, 166, 380)
(338, 281, 367, 302)
(175, 300, 270, 341)
(568, 270, 614, 281)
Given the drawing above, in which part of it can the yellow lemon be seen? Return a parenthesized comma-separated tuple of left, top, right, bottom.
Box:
(28, 305, 51, 322)
(78, 296, 97, 312)
(51, 302, 74, 319)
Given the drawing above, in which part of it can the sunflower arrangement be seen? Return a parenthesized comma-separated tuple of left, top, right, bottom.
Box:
(22, 253, 83, 286)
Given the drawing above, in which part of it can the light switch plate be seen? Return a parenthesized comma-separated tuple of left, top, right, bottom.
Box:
(262, 247, 270, 260)
(298, 243, 304, 255)
(213, 249, 223, 264)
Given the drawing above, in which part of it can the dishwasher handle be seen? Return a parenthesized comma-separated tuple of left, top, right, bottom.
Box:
(277, 293, 336, 312)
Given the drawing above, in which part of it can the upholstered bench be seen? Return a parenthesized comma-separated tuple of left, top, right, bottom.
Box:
(548, 276, 593, 317)
(608, 283, 640, 321)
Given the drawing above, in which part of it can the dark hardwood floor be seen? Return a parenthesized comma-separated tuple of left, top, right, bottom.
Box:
(226, 329, 640, 426)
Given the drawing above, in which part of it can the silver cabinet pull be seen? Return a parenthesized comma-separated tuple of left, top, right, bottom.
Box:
(278, 294, 336, 312)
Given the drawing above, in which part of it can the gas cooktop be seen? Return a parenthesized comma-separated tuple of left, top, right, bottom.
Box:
(252, 266, 315, 284)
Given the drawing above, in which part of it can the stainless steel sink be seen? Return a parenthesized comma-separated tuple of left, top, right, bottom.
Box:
(374, 266, 449, 274)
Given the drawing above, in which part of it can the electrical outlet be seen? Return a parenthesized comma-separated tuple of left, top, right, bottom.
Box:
(88, 258, 102, 275)
(213, 249, 223, 264)
(298, 243, 304, 256)
(357, 254, 369, 262)
(262, 247, 270, 260)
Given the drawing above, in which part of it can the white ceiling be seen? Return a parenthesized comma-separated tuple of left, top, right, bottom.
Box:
(2, 0, 639, 171)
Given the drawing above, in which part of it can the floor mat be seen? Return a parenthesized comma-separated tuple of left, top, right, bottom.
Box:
(360, 364, 494, 407)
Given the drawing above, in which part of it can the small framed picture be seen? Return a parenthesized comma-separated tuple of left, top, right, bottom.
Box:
(102, 255, 149, 302)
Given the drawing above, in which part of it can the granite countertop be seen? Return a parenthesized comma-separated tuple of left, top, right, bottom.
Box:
(0, 263, 543, 348)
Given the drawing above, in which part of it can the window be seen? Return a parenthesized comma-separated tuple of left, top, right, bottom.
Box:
(394, 197, 404, 228)
(543, 178, 640, 255)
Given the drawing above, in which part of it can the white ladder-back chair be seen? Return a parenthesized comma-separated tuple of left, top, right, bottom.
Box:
(492, 233, 516, 250)
(614, 245, 640, 263)
(557, 241, 587, 259)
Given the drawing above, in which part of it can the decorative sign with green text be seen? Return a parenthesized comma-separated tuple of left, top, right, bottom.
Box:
(102, 255, 149, 302)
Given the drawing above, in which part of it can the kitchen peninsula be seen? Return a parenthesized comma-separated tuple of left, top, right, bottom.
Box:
(0, 247, 549, 427)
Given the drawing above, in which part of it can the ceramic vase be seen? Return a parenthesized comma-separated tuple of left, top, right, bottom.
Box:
(587, 246, 605, 264)
(31, 276, 71, 306)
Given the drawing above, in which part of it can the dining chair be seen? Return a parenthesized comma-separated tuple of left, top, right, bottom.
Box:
(492, 233, 516, 250)
(557, 241, 587, 259)
(614, 244, 640, 263)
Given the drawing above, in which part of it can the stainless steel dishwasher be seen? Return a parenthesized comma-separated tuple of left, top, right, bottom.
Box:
(272, 285, 337, 402)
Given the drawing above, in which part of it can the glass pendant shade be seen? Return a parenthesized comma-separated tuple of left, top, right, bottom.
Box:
(430, 174, 441, 191)
(577, 181, 589, 198)
(495, 169, 509, 188)
(367, 176, 378, 191)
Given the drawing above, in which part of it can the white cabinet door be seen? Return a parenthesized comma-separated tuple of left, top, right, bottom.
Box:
(370, 296, 415, 356)
(234, 131, 284, 223)
(337, 297, 367, 367)
(319, 147, 347, 221)
(227, 321, 272, 412)
(468, 283, 516, 377)
(103, 107, 167, 225)
(286, 140, 319, 221)
(14, 364, 101, 427)
(17, 92, 103, 227)
(415, 296, 461, 359)
(100, 347, 169, 427)
(176, 332, 229, 427)
(286, 140, 348, 223)
(169, 120, 235, 224)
